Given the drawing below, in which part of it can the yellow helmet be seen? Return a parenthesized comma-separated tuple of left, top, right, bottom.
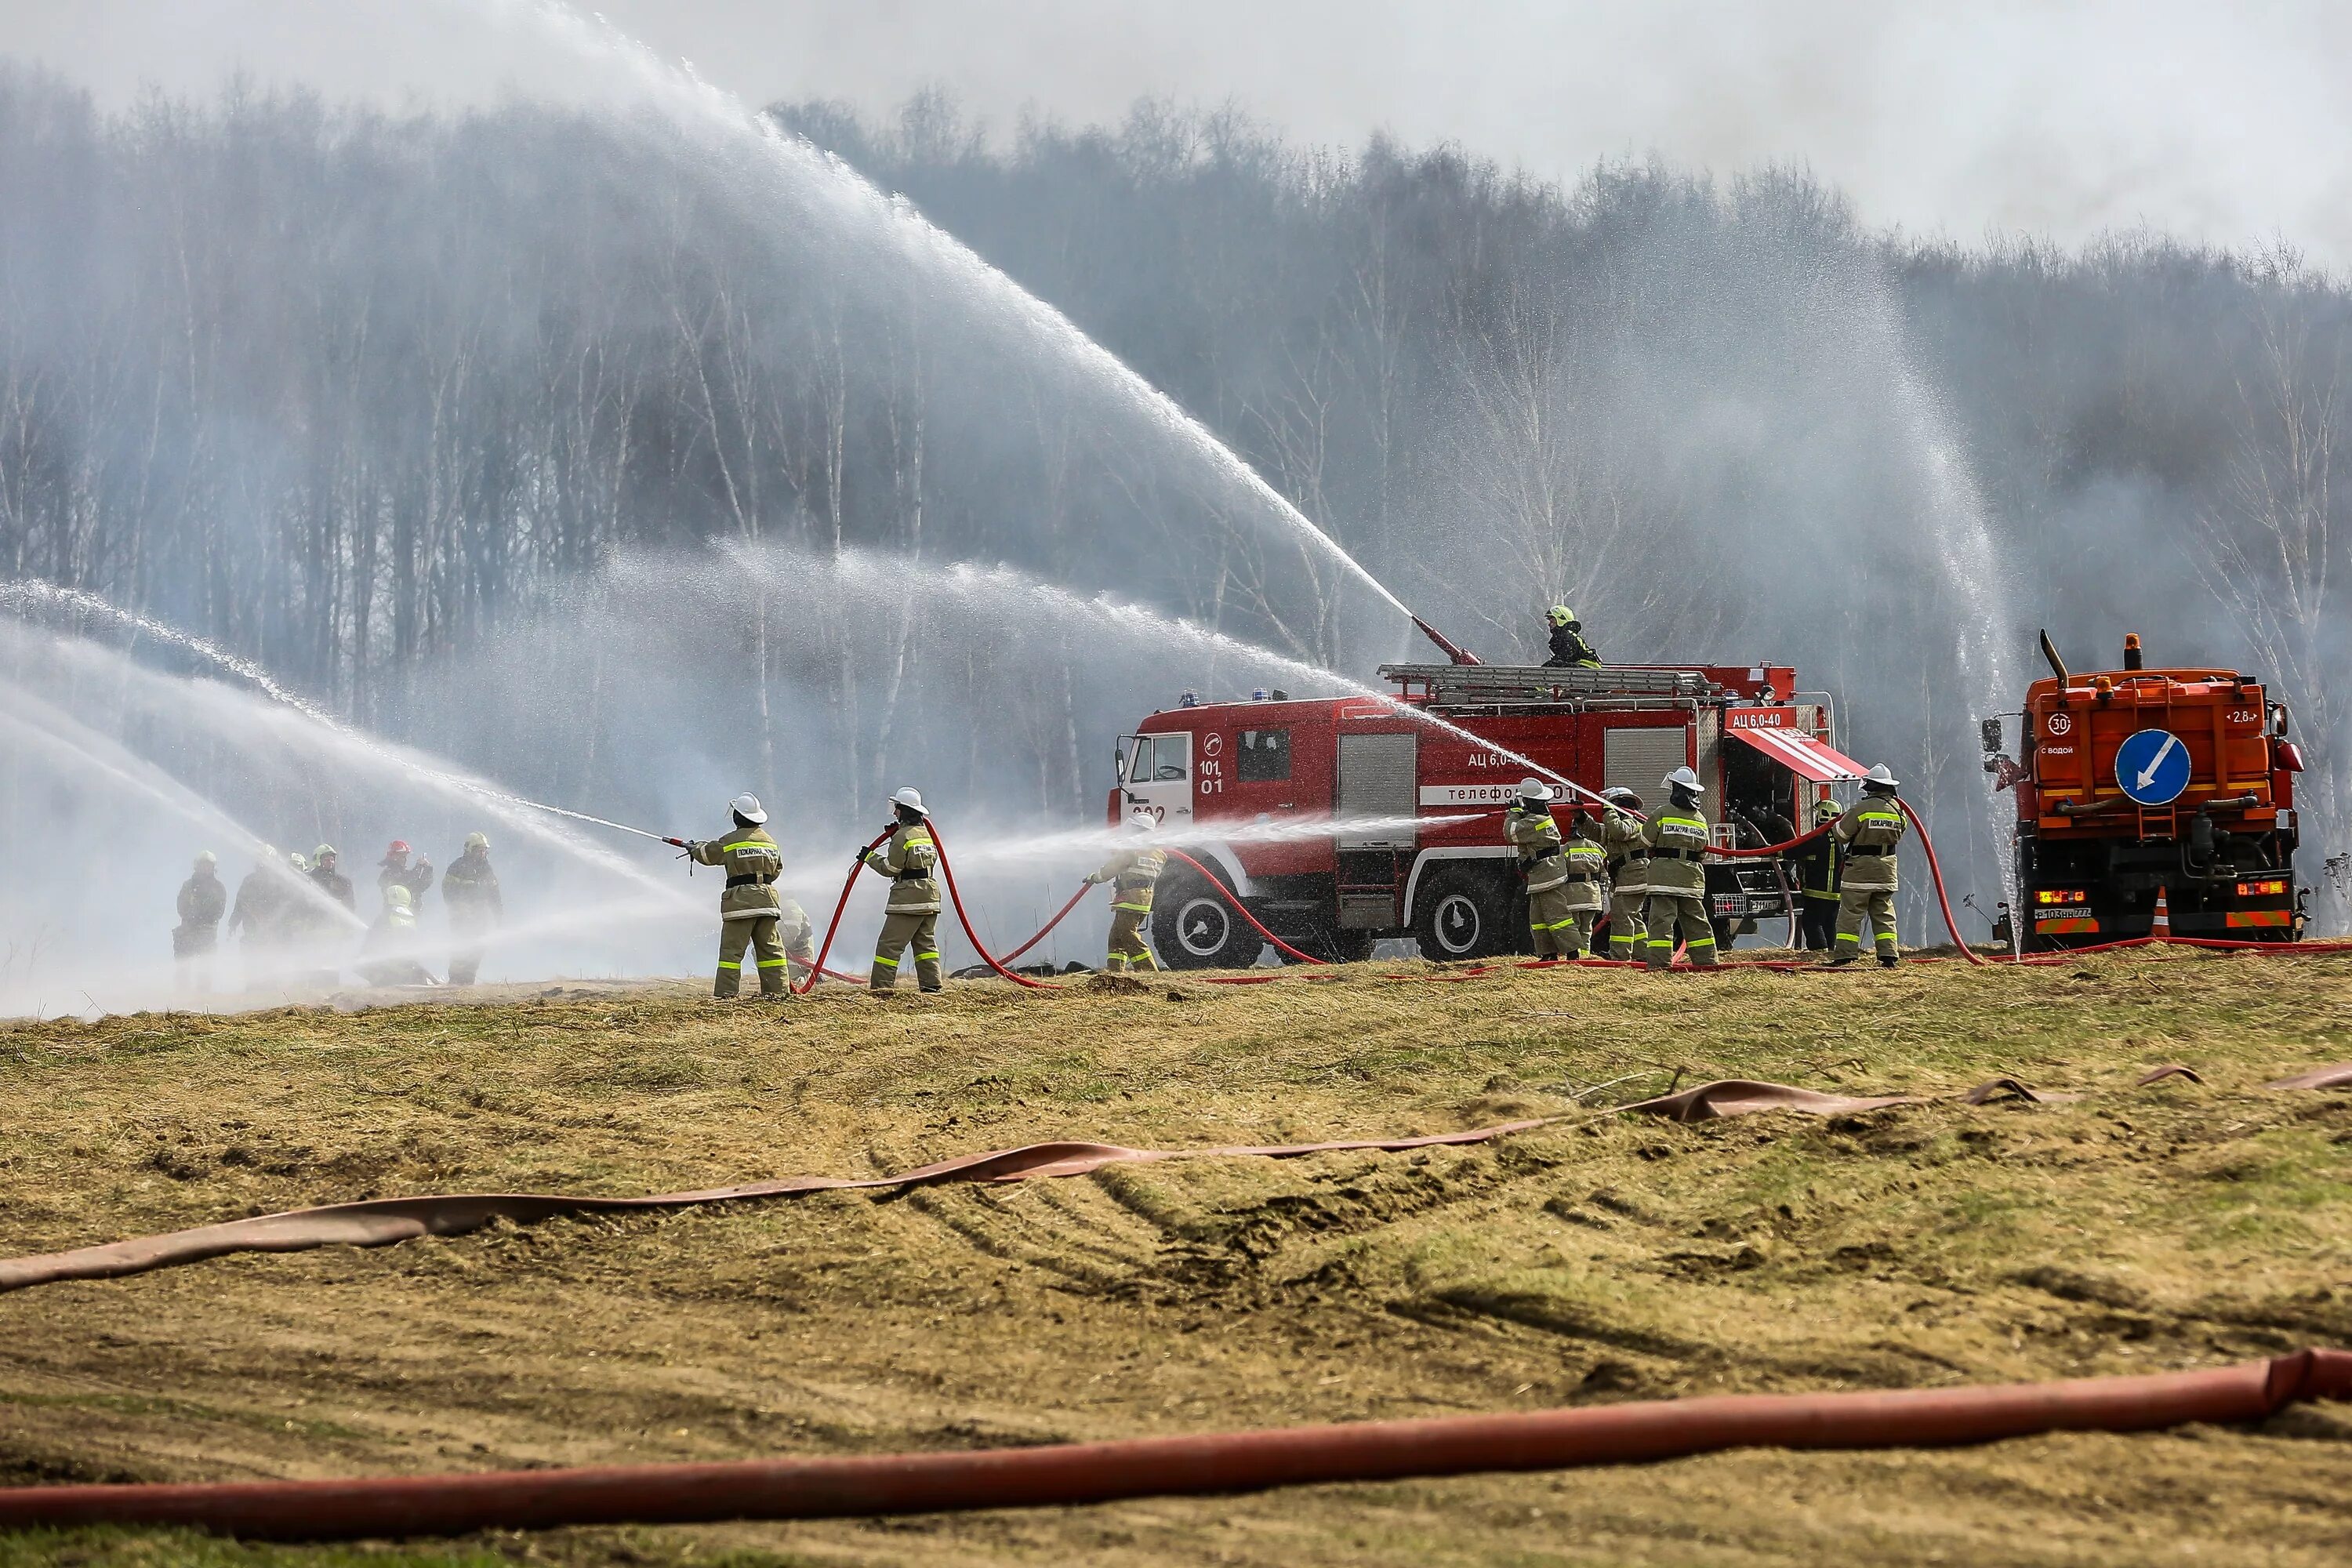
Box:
(1547, 605, 1575, 627)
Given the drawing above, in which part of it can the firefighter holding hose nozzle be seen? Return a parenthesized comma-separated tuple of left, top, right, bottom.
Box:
(1599, 787, 1648, 961)
(1827, 765, 1905, 967)
(666, 794, 791, 1000)
(1086, 808, 1168, 973)
(1641, 768, 1718, 971)
(861, 788, 943, 993)
(1508, 779, 1581, 959)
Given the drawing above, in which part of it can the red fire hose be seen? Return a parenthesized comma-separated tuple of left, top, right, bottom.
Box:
(1160, 848, 1332, 967)
(791, 829, 895, 996)
(927, 822, 1064, 990)
(7, 1350, 2341, 1541)
(998, 881, 1098, 967)
(1899, 796, 1989, 967)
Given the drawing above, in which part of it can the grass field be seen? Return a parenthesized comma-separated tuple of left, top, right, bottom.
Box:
(1, 949, 2349, 1566)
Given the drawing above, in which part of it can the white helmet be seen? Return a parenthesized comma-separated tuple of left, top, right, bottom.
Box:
(1864, 764, 1900, 791)
(1513, 777, 1552, 804)
(891, 786, 928, 816)
(1127, 806, 1158, 833)
(730, 793, 768, 824)
(1664, 765, 1703, 794)
(194, 850, 217, 867)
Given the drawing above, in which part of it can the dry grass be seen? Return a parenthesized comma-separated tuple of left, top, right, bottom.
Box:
(2, 949, 2350, 1566)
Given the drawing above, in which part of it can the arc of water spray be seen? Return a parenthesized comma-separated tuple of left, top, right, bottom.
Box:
(486, 0, 1414, 624)
(0, 583, 681, 887)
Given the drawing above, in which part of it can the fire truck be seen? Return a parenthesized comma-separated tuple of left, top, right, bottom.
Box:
(1983, 631, 2306, 949)
(1111, 657, 1866, 967)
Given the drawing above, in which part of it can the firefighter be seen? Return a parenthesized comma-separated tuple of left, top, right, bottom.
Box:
(777, 898, 821, 989)
(1640, 767, 1717, 971)
(1506, 779, 1580, 958)
(308, 845, 356, 916)
(1599, 786, 1649, 960)
(441, 833, 503, 986)
(1828, 765, 1906, 967)
(1560, 808, 1607, 956)
(1788, 797, 1845, 951)
(1542, 606, 1601, 670)
(673, 794, 789, 1000)
(379, 840, 434, 917)
(173, 850, 227, 992)
(359, 884, 434, 986)
(862, 787, 942, 993)
(1086, 808, 1168, 973)
(226, 844, 287, 988)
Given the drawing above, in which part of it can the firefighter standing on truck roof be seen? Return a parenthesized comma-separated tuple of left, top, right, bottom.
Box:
(862, 788, 943, 993)
(1542, 606, 1601, 670)
(1828, 765, 1905, 967)
(1641, 768, 1718, 971)
(1788, 797, 1844, 951)
(1087, 808, 1167, 973)
(1508, 780, 1573, 958)
(1599, 787, 1648, 960)
(670, 794, 790, 1000)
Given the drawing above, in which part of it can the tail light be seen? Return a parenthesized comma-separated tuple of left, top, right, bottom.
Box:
(2235, 878, 2287, 897)
(2034, 888, 2089, 905)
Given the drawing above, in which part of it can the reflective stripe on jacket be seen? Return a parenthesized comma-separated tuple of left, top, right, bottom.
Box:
(1506, 805, 1569, 893)
(1834, 797, 1905, 891)
(694, 826, 786, 920)
(1094, 846, 1167, 913)
(1641, 808, 1711, 894)
(866, 824, 942, 915)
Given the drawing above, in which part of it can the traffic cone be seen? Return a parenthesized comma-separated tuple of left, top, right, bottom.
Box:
(2150, 887, 2170, 941)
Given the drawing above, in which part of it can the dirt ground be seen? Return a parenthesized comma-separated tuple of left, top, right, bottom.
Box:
(1, 948, 2349, 1566)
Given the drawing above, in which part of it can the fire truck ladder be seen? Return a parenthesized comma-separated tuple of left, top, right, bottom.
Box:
(1379, 662, 1719, 710)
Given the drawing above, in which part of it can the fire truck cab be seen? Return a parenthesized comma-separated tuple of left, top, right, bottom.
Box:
(1112, 661, 1864, 967)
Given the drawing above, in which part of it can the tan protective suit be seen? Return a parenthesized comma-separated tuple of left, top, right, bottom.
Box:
(1601, 808, 1651, 960)
(866, 821, 942, 992)
(1640, 801, 1718, 971)
(1091, 844, 1168, 972)
(1833, 793, 1906, 960)
(690, 823, 788, 998)
(1507, 802, 1580, 959)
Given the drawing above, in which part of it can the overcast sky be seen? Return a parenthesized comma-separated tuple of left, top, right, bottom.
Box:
(9, 0, 2350, 263)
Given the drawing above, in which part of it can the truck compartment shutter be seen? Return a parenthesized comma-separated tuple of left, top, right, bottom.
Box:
(1726, 725, 1867, 783)
(1604, 726, 1693, 801)
(1335, 733, 1418, 848)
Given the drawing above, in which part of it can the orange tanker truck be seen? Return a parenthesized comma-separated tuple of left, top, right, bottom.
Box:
(1984, 631, 2307, 949)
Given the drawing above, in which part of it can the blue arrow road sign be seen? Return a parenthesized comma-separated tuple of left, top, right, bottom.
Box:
(2114, 727, 2191, 807)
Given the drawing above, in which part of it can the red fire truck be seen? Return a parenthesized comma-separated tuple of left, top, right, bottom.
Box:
(1984, 631, 2306, 949)
(1112, 660, 1866, 967)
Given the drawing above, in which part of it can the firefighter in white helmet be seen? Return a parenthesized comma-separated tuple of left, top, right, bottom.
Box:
(861, 787, 942, 993)
(1828, 766, 1906, 967)
(1599, 786, 1649, 960)
(1506, 779, 1580, 959)
(1640, 767, 1719, 970)
(668, 793, 790, 999)
(1086, 807, 1169, 972)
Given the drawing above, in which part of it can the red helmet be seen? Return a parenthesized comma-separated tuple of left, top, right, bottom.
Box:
(383, 840, 411, 862)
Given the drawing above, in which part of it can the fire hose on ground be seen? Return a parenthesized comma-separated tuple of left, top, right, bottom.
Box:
(2, 1350, 2343, 1541)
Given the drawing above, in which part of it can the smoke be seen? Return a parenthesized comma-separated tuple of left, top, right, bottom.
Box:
(4, 4, 2350, 1014)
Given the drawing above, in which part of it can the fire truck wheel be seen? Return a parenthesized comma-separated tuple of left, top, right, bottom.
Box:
(1152, 873, 1265, 971)
(1415, 868, 1508, 961)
